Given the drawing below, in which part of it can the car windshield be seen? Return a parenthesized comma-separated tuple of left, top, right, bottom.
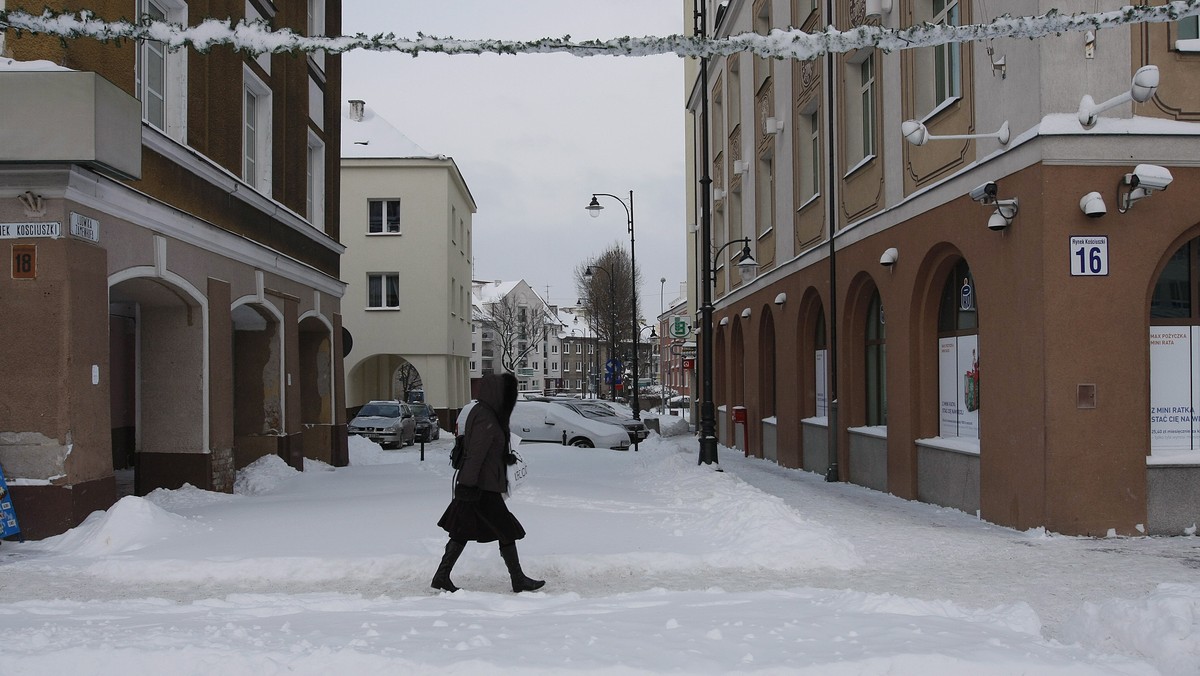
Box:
(579, 405, 617, 416)
(358, 403, 400, 417)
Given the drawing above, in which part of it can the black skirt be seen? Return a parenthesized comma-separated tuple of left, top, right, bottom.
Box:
(438, 490, 527, 543)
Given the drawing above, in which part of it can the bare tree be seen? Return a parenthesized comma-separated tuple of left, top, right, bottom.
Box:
(480, 294, 553, 374)
(392, 360, 423, 401)
(574, 244, 641, 397)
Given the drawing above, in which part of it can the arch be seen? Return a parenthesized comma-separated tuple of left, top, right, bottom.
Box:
(843, 271, 883, 428)
(758, 305, 777, 418)
(347, 353, 426, 407)
(911, 243, 975, 441)
(108, 268, 209, 496)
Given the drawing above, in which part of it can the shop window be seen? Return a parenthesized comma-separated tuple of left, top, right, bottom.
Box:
(865, 290, 887, 426)
(1149, 242, 1200, 450)
(937, 260, 980, 439)
(814, 307, 828, 418)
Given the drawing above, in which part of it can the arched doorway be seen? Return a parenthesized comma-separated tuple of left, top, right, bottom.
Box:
(109, 275, 206, 496)
(231, 303, 285, 468)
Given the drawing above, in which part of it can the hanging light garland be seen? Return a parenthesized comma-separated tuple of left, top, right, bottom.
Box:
(1, 2, 1199, 60)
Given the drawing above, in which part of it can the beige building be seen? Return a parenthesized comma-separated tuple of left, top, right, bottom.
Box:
(341, 101, 475, 428)
(0, 0, 347, 539)
(688, 0, 1200, 535)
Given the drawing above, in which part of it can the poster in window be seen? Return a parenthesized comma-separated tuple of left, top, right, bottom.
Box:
(1149, 326, 1194, 449)
(957, 334, 980, 439)
(814, 349, 827, 418)
(938, 338, 959, 437)
(0, 465, 21, 539)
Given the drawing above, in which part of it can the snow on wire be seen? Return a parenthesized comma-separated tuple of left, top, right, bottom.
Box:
(2, 2, 1200, 61)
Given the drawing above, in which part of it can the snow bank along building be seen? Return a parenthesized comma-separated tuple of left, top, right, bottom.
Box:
(341, 100, 475, 430)
(0, 0, 347, 538)
(687, 0, 1200, 535)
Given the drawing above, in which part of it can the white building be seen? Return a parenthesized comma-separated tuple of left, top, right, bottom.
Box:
(341, 101, 475, 424)
(471, 280, 564, 394)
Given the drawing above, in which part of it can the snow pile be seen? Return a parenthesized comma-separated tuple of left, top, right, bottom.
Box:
(233, 454, 299, 495)
(1065, 582, 1200, 675)
(347, 433, 397, 465)
(145, 483, 240, 511)
(38, 496, 192, 557)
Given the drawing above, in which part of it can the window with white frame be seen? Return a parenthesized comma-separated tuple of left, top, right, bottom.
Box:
(1177, 15, 1200, 51)
(801, 109, 820, 202)
(243, 66, 273, 194)
(368, 199, 401, 234)
(138, 0, 187, 141)
(914, 0, 961, 115)
(367, 273, 400, 309)
(844, 50, 876, 169)
(307, 0, 326, 70)
(470, 360, 477, 371)
(306, 132, 325, 229)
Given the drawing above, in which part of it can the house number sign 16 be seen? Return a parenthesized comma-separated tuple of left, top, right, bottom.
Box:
(1070, 236, 1109, 276)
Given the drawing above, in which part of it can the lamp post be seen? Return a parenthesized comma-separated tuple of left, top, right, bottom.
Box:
(660, 277, 668, 414)
(585, 190, 641, 420)
(693, 0, 719, 465)
(584, 262, 619, 401)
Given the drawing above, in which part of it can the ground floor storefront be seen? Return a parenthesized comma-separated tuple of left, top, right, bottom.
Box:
(0, 165, 348, 539)
(709, 160, 1200, 536)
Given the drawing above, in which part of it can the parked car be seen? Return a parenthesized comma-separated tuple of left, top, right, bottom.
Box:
(667, 395, 692, 409)
(349, 400, 416, 449)
(551, 400, 649, 443)
(456, 400, 630, 451)
(412, 402, 441, 442)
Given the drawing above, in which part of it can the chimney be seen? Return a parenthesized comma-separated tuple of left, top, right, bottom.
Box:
(348, 99, 365, 122)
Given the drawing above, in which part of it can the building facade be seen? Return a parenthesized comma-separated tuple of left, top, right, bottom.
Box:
(340, 100, 475, 429)
(471, 280, 562, 394)
(0, 0, 346, 539)
(688, 0, 1200, 535)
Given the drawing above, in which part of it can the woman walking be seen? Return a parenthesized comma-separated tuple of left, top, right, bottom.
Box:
(432, 373, 545, 593)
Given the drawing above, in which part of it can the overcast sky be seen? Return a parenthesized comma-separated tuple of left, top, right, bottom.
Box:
(342, 1, 690, 319)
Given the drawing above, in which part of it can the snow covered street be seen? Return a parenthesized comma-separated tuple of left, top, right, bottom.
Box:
(0, 432, 1197, 674)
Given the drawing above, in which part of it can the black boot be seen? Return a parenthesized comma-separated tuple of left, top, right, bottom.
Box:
(431, 539, 466, 592)
(499, 542, 545, 593)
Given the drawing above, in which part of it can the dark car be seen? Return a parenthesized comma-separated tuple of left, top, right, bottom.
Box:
(349, 400, 417, 449)
(551, 400, 649, 443)
(412, 402, 441, 442)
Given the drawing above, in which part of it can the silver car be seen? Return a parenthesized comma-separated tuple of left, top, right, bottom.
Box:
(349, 400, 417, 449)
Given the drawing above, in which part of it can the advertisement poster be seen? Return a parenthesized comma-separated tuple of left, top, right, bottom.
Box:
(938, 336, 980, 439)
(0, 465, 21, 539)
(938, 338, 959, 437)
(814, 349, 827, 418)
(1149, 326, 1194, 450)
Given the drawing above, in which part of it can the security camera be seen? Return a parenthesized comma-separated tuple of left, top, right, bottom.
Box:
(969, 182, 998, 203)
(1124, 164, 1173, 192)
(987, 210, 1010, 231)
(986, 199, 1018, 231)
(879, 247, 899, 267)
(1079, 192, 1107, 218)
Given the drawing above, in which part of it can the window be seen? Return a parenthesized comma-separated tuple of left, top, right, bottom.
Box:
(1177, 16, 1200, 51)
(551, 344, 558, 354)
(551, 362, 558, 372)
(470, 360, 477, 371)
(937, 260, 979, 439)
(844, 50, 876, 169)
(306, 133, 325, 229)
(932, 0, 961, 106)
(865, 290, 887, 426)
(137, 0, 187, 140)
(914, 0, 962, 115)
(307, 0, 326, 70)
(243, 67, 273, 194)
(814, 308, 828, 418)
(368, 199, 401, 234)
(799, 108, 820, 203)
(367, 273, 400, 309)
(1150, 242, 1200, 450)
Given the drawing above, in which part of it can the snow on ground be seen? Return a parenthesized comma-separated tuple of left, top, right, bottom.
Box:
(0, 432, 1196, 674)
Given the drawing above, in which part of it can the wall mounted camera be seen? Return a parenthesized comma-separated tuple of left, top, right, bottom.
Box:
(969, 182, 998, 203)
(1079, 191, 1107, 218)
(1118, 163, 1172, 213)
(879, 247, 899, 268)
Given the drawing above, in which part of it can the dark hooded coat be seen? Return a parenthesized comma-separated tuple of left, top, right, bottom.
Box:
(437, 373, 526, 543)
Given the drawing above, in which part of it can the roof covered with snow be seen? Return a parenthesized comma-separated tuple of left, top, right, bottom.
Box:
(0, 57, 71, 72)
(341, 101, 442, 160)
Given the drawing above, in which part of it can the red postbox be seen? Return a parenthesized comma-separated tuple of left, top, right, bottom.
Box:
(732, 406, 749, 456)
(732, 406, 747, 423)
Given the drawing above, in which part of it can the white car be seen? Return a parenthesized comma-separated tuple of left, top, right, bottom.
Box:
(456, 400, 631, 451)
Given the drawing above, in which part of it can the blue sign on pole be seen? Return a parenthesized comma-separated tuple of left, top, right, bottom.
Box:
(0, 465, 21, 540)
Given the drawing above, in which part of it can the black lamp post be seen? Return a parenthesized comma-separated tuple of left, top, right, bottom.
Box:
(694, 0, 719, 465)
(585, 190, 641, 420)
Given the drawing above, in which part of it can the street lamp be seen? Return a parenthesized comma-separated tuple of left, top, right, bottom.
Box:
(586, 190, 642, 420)
(584, 262, 619, 402)
(693, 0, 719, 465)
(660, 277, 668, 414)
